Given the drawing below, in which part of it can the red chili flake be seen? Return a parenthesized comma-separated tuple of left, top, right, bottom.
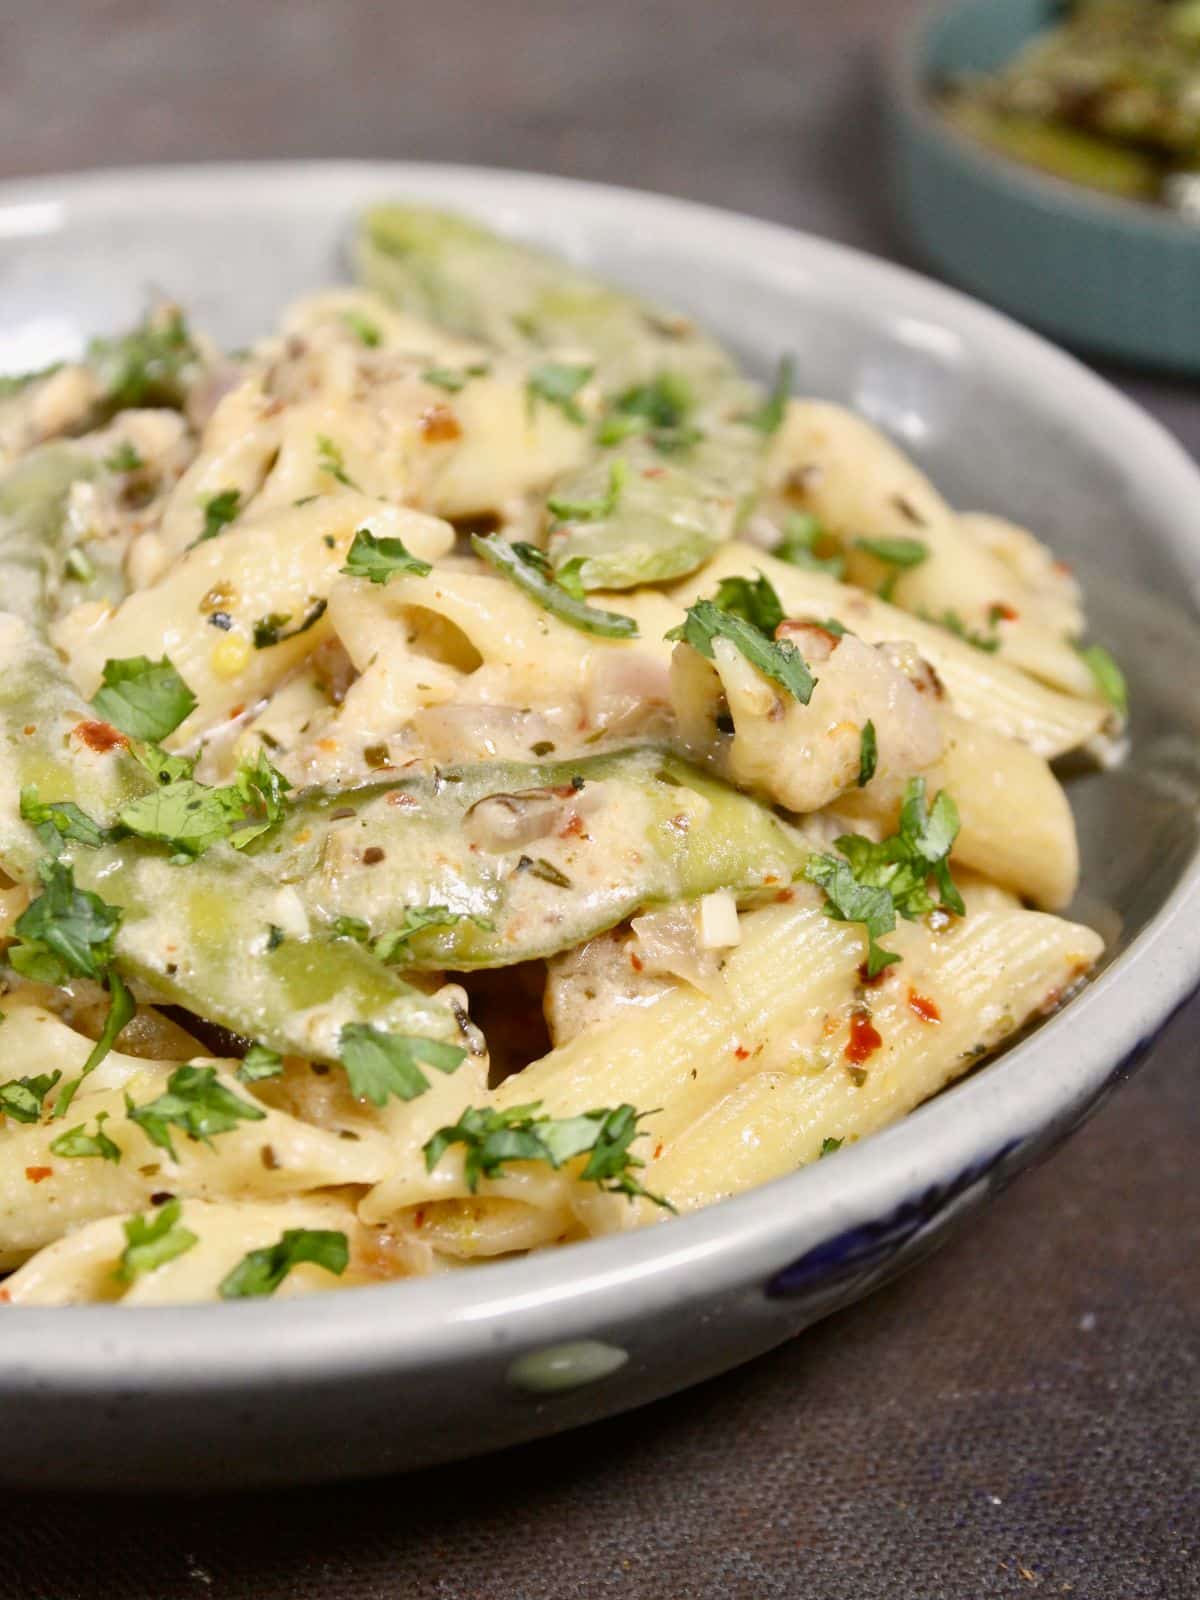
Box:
(558, 813, 585, 839)
(990, 602, 1019, 622)
(642, 466, 666, 479)
(420, 405, 462, 444)
(0, 1288, 10, 1302)
(907, 988, 941, 1023)
(73, 719, 127, 753)
(845, 1012, 882, 1065)
(25, 1166, 52, 1184)
(857, 961, 893, 989)
(734, 1045, 750, 1061)
(1053, 560, 1073, 577)
(413, 1208, 425, 1229)
(629, 951, 644, 972)
(386, 792, 417, 807)
(653, 1142, 664, 1161)
(22, 724, 36, 736)
(228, 703, 245, 720)
(775, 887, 795, 903)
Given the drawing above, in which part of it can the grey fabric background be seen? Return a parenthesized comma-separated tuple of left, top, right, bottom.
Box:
(1, 2, 1198, 1595)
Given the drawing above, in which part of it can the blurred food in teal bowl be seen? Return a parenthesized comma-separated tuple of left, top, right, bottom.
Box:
(889, 0, 1200, 371)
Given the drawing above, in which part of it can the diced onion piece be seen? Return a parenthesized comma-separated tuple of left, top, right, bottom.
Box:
(698, 890, 741, 950)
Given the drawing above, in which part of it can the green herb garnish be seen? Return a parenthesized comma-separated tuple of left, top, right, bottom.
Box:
(596, 373, 699, 452)
(773, 512, 846, 579)
(0, 1071, 62, 1125)
(125, 1065, 266, 1162)
(667, 599, 816, 704)
(711, 572, 785, 635)
(252, 599, 328, 649)
(423, 1101, 673, 1209)
(857, 720, 877, 787)
(746, 355, 793, 436)
(197, 488, 241, 543)
(104, 441, 145, 473)
(340, 527, 432, 584)
(805, 777, 964, 976)
(526, 363, 593, 425)
(1076, 643, 1128, 716)
(855, 536, 929, 600)
(91, 654, 197, 742)
(342, 309, 382, 348)
(20, 787, 109, 854)
(219, 1228, 349, 1300)
(471, 534, 638, 639)
(49, 1110, 121, 1163)
(921, 608, 1001, 653)
(117, 1198, 199, 1282)
(236, 1044, 284, 1084)
(316, 433, 358, 489)
(338, 1024, 467, 1108)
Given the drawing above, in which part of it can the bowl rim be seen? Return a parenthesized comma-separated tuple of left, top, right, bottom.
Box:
(1, 159, 1198, 1390)
(885, 0, 1200, 241)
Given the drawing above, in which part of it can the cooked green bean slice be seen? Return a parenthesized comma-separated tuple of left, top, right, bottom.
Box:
(248, 747, 809, 969)
(355, 203, 771, 588)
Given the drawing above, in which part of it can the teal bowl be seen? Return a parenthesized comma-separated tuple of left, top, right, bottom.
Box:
(888, 0, 1200, 372)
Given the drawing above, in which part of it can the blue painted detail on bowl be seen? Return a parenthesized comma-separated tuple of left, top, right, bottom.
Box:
(887, 0, 1200, 372)
(767, 1141, 1021, 1299)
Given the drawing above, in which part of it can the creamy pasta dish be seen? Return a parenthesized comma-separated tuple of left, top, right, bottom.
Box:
(0, 206, 1121, 1305)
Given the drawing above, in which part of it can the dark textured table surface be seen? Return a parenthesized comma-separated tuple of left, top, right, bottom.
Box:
(3, 2, 1198, 1596)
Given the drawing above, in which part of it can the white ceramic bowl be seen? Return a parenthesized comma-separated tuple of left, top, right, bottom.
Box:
(1, 162, 1198, 1491)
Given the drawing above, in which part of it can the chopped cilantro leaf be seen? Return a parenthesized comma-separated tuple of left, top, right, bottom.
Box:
(805, 776, 964, 974)
(921, 607, 1000, 653)
(342, 309, 382, 347)
(423, 1101, 672, 1209)
(118, 749, 290, 860)
(667, 599, 816, 704)
(527, 363, 593, 425)
(471, 533, 638, 639)
(857, 720, 877, 787)
(372, 906, 493, 963)
(340, 527, 432, 584)
(711, 572, 785, 635)
(49, 1109, 121, 1163)
(1076, 643, 1128, 716)
(125, 1064, 266, 1163)
(20, 787, 109, 853)
(773, 512, 846, 579)
(51, 972, 136, 1122)
(91, 654, 197, 741)
(87, 308, 199, 411)
(219, 1228, 349, 1300)
(252, 599, 328, 649)
(64, 546, 96, 583)
(237, 1043, 284, 1084)
(10, 858, 122, 984)
(338, 1024, 466, 1107)
(820, 1137, 844, 1157)
(804, 856, 900, 978)
(746, 355, 793, 436)
(117, 1197, 198, 1282)
(104, 441, 144, 473)
(596, 373, 699, 452)
(855, 535, 929, 599)
(0, 1071, 61, 1125)
(422, 363, 489, 392)
(197, 488, 241, 543)
(316, 433, 358, 489)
